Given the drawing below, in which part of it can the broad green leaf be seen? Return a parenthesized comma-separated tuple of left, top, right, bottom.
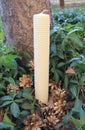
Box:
(70, 57, 81, 62)
(0, 96, 13, 101)
(22, 93, 33, 100)
(0, 122, 14, 129)
(0, 31, 5, 42)
(72, 117, 80, 129)
(15, 99, 23, 103)
(0, 101, 12, 107)
(0, 73, 3, 79)
(3, 113, 15, 126)
(54, 71, 59, 83)
(23, 88, 33, 93)
(67, 33, 82, 48)
(21, 103, 34, 110)
(57, 62, 65, 68)
(68, 28, 83, 35)
(1, 54, 18, 69)
(70, 80, 78, 84)
(80, 108, 85, 125)
(0, 57, 3, 67)
(73, 98, 82, 112)
(4, 77, 16, 86)
(20, 111, 29, 118)
(64, 75, 68, 88)
(22, 88, 33, 100)
(57, 51, 64, 59)
(70, 85, 78, 97)
(56, 69, 63, 77)
(80, 75, 85, 84)
(78, 64, 85, 70)
(51, 43, 56, 52)
(10, 102, 20, 118)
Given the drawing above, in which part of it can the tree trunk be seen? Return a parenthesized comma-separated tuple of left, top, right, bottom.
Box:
(0, 0, 52, 55)
(60, 0, 64, 10)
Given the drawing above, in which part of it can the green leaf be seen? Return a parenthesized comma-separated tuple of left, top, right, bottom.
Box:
(1, 54, 18, 69)
(15, 99, 23, 103)
(71, 117, 80, 129)
(0, 122, 14, 129)
(4, 77, 16, 85)
(22, 93, 33, 100)
(67, 33, 83, 48)
(73, 98, 82, 112)
(56, 69, 63, 77)
(54, 71, 59, 83)
(68, 28, 83, 35)
(10, 102, 20, 118)
(21, 103, 34, 110)
(0, 57, 3, 67)
(3, 113, 15, 126)
(0, 101, 12, 107)
(78, 64, 85, 70)
(57, 51, 64, 59)
(57, 62, 65, 68)
(22, 88, 33, 100)
(20, 111, 29, 118)
(64, 75, 68, 88)
(80, 74, 85, 84)
(51, 43, 56, 52)
(0, 96, 13, 101)
(0, 73, 3, 79)
(80, 108, 85, 125)
(70, 85, 78, 97)
(70, 80, 78, 84)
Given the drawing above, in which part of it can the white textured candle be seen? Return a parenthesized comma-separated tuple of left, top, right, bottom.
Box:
(33, 13, 50, 103)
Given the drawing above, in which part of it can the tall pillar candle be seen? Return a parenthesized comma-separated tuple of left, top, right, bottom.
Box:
(33, 13, 50, 103)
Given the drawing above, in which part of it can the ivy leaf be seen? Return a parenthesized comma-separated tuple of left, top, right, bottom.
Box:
(10, 102, 20, 118)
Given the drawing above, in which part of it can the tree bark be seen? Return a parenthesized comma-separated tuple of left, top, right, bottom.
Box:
(0, 0, 52, 54)
(60, 0, 64, 10)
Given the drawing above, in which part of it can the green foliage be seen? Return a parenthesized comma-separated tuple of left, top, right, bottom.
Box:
(0, 17, 5, 45)
(53, 9, 85, 25)
(0, 87, 38, 129)
(50, 7, 85, 130)
(0, 44, 22, 95)
(50, 8, 85, 100)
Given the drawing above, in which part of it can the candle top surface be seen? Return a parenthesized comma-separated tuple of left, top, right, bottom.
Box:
(34, 13, 49, 17)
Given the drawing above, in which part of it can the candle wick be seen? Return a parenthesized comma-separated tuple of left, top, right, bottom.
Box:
(41, 10, 49, 14)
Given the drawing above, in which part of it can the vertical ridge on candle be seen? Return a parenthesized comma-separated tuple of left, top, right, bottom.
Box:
(33, 13, 50, 103)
